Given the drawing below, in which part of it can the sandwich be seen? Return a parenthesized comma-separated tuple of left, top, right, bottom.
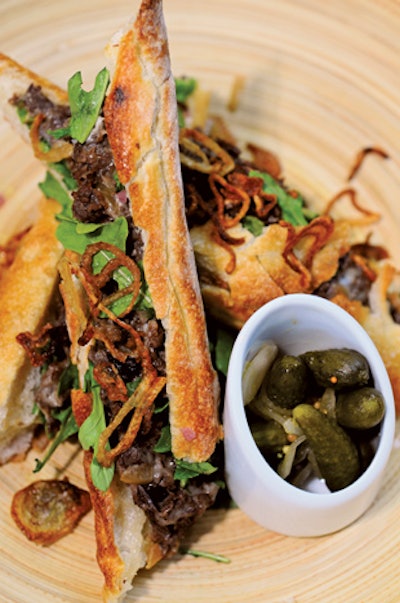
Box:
(177, 86, 400, 413)
(0, 1, 222, 600)
(0, 198, 63, 464)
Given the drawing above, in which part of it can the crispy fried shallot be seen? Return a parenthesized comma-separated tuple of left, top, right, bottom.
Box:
(282, 216, 335, 287)
(80, 242, 141, 319)
(209, 172, 251, 229)
(188, 170, 280, 273)
(96, 372, 166, 467)
(246, 142, 282, 179)
(89, 314, 165, 467)
(11, 479, 91, 546)
(93, 361, 129, 403)
(347, 146, 390, 181)
(211, 227, 238, 274)
(30, 114, 73, 162)
(16, 323, 60, 367)
(349, 251, 378, 283)
(351, 237, 389, 262)
(179, 128, 235, 176)
(228, 171, 278, 219)
(324, 187, 381, 226)
(65, 242, 167, 469)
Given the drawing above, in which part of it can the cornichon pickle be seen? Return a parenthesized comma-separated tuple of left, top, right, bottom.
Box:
(265, 354, 308, 408)
(292, 404, 360, 491)
(301, 348, 370, 390)
(250, 420, 287, 453)
(336, 387, 385, 430)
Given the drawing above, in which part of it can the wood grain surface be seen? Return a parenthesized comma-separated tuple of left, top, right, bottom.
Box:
(1, 1, 400, 601)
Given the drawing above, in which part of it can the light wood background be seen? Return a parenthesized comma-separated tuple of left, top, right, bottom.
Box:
(1, 1, 400, 601)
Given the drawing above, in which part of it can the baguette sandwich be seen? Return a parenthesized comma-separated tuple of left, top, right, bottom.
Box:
(0, 1, 222, 600)
(0, 198, 63, 464)
(178, 89, 400, 413)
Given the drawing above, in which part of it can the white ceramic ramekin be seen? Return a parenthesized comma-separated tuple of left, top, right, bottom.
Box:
(224, 294, 395, 537)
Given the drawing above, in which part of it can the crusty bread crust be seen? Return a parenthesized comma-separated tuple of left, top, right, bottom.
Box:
(104, 0, 222, 462)
(71, 389, 147, 603)
(190, 219, 352, 329)
(0, 198, 63, 463)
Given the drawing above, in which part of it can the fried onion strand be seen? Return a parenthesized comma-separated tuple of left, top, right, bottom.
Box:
(80, 242, 142, 318)
(179, 128, 235, 176)
(96, 373, 166, 467)
(30, 114, 73, 162)
(324, 187, 381, 225)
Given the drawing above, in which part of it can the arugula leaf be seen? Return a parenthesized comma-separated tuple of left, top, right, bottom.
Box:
(33, 406, 79, 473)
(39, 172, 148, 317)
(58, 362, 79, 397)
(214, 328, 236, 377)
(50, 161, 77, 191)
(241, 215, 264, 237)
(79, 367, 115, 491)
(57, 215, 129, 254)
(126, 378, 141, 396)
(154, 426, 218, 486)
(250, 169, 309, 226)
(175, 77, 197, 103)
(154, 425, 172, 453)
(174, 459, 218, 487)
(68, 67, 110, 143)
(39, 170, 73, 215)
(16, 104, 32, 126)
(153, 399, 169, 415)
(175, 77, 197, 127)
(40, 170, 130, 256)
(91, 247, 150, 316)
(135, 272, 153, 310)
(90, 456, 115, 492)
(49, 126, 71, 140)
(77, 390, 103, 452)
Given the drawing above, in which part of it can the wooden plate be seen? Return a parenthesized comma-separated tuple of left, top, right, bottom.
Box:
(1, 1, 400, 601)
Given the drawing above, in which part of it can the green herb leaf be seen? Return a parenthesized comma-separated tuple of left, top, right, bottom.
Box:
(126, 378, 141, 396)
(154, 428, 218, 486)
(153, 399, 169, 415)
(50, 161, 77, 191)
(174, 459, 217, 487)
(181, 549, 231, 564)
(33, 406, 79, 473)
(175, 77, 197, 103)
(39, 170, 73, 215)
(90, 456, 115, 492)
(175, 77, 197, 127)
(57, 362, 79, 397)
(68, 67, 110, 143)
(78, 383, 105, 451)
(56, 215, 129, 255)
(249, 169, 309, 226)
(241, 215, 264, 237)
(215, 328, 235, 377)
(154, 425, 172, 453)
(48, 126, 71, 140)
(79, 367, 115, 491)
(16, 104, 31, 126)
(91, 247, 144, 316)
